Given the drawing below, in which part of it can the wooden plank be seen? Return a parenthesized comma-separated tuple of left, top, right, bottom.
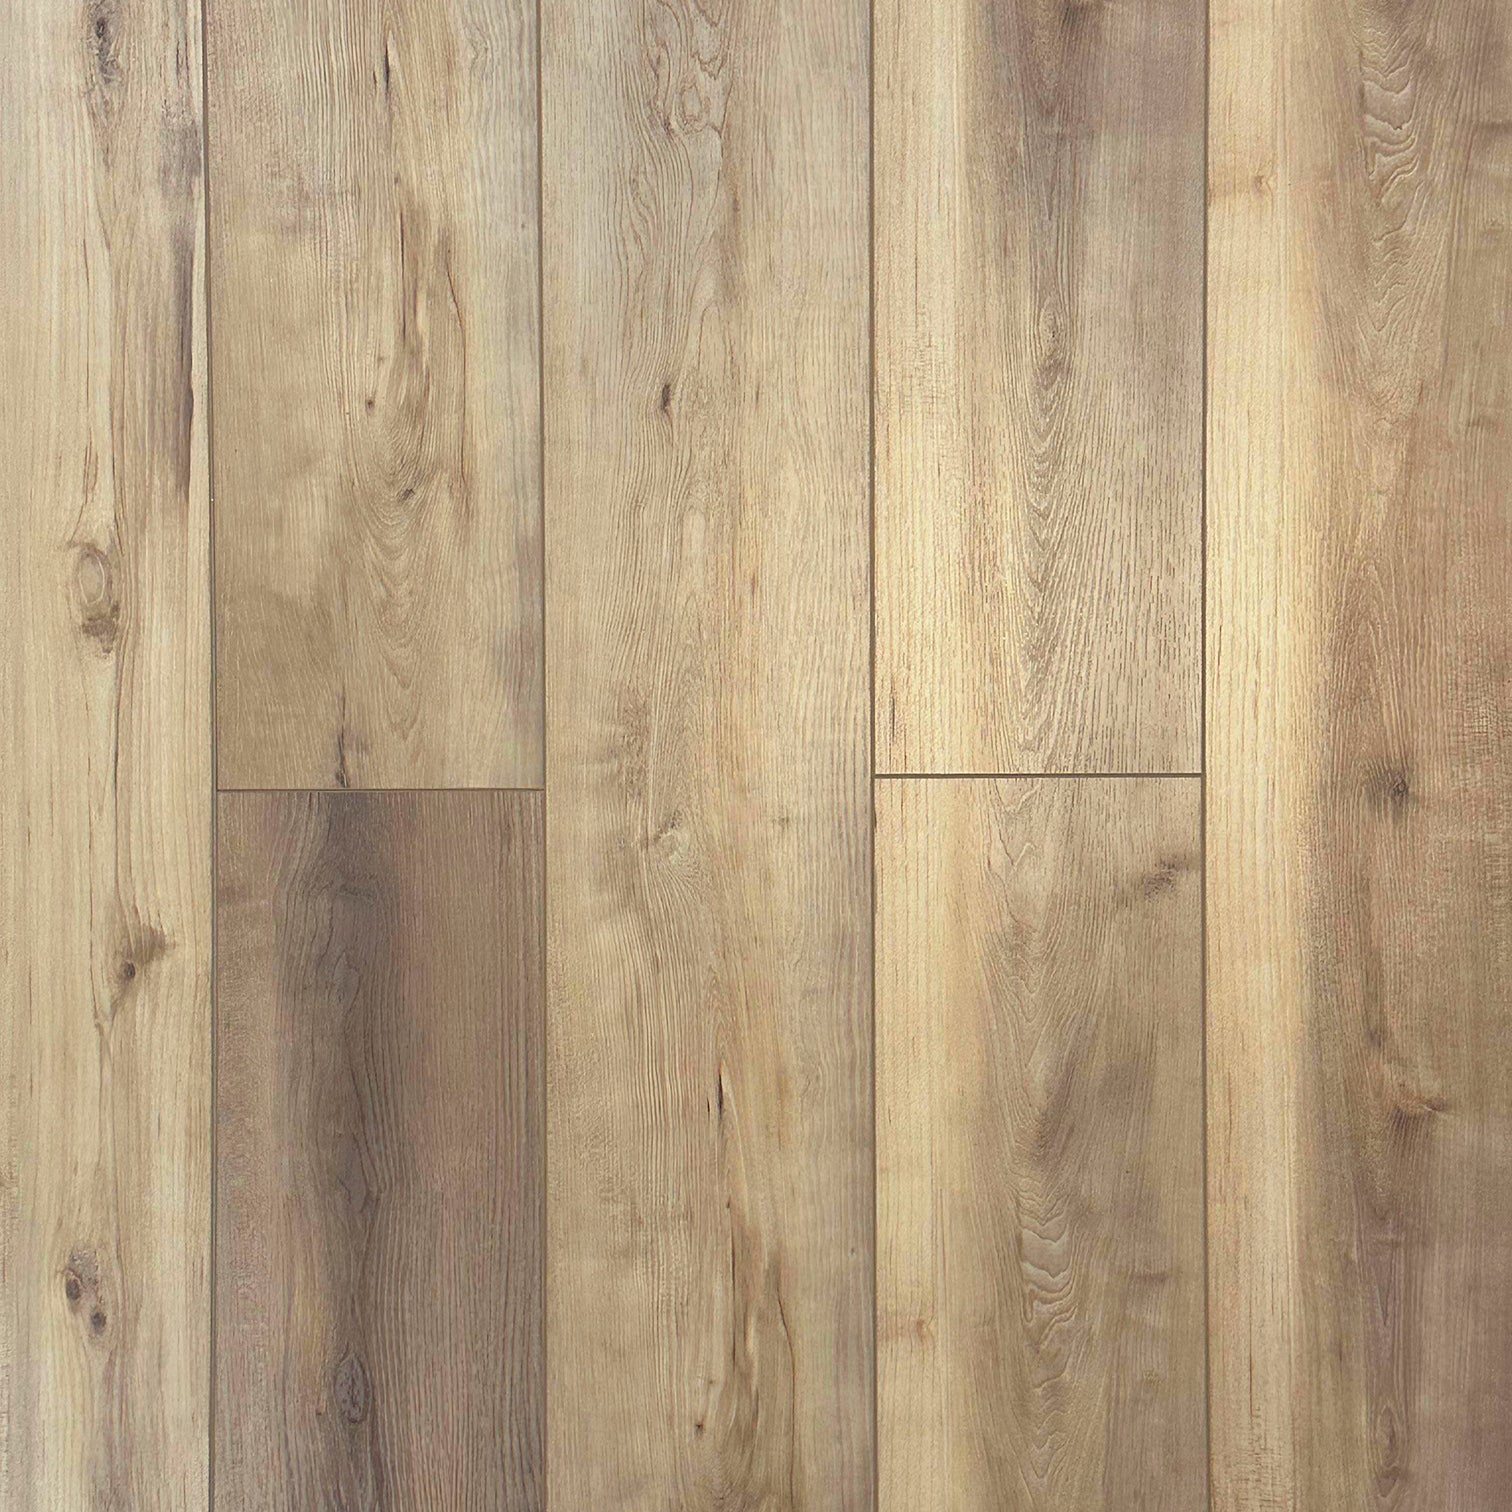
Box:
(214, 792, 543, 1508)
(877, 777, 1206, 1509)
(1208, 0, 1512, 1504)
(874, 0, 1203, 775)
(208, 0, 542, 789)
(541, 0, 872, 1503)
(0, 0, 211, 1503)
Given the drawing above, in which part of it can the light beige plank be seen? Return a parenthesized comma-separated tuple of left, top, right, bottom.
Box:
(209, 0, 542, 788)
(875, 0, 1203, 774)
(1208, 0, 1512, 1504)
(0, 0, 211, 1503)
(877, 777, 1206, 1509)
(542, 0, 873, 1504)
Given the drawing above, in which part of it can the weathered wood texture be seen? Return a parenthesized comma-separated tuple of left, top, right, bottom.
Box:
(542, 0, 873, 1504)
(214, 791, 543, 1509)
(0, 0, 211, 1504)
(1208, 0, 1512, 1504)
(875, 0, 1203, 775)
(208, 0, 542, 789)
(877, 777, 1206, 1509)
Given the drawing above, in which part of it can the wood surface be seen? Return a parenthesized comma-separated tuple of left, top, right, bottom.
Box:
(208, 0, 542, 789)
(214, 791, 542, 1509)
(875, 0, 1203, 775)
(0, 0, 212, 1504)
(1207, 0, 1512, 1505)
(877, 777, 1206, 1510)
(9, 0, 1511, 1498)
(541, 0, 873, 1504)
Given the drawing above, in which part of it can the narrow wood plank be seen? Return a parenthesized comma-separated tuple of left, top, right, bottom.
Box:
(877, 778, 1206, 1509)
(208, 0, 542, 789)
(1208, 0, 1512, 1504)
(542, 1, 872, 1503)
(875, 0, 1203, 775)
(0, 0, 210, 1503)
(214, 792, 542, 1508)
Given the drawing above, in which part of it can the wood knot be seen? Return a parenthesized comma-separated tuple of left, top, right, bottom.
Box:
(87, 0, 122, 84)
(74, 543, 121, 655)
(1372, 1400, 1405, 1494)
(1365, 761, 1416, 817)
(111, 924, 170, 1009)
(62, 1248, 106, 1336)
(333, 1350, 371, 1424)
(1033, 296, 1068, 379)
(1125, 853, 1194, 905)
(1389, 1087, 1445, 1126)
(646, 810, 687, 862)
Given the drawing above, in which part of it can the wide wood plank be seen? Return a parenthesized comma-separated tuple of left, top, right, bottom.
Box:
(1208, 0, 1512, 1504)
(875, 0, 1203, 775)
(0, 0, 211, 1503)
(208, 0, 542, 788)
(214, 792, 543, 1508)
(877, 777, 1206, 1509)
(542, 1, 872, 1503)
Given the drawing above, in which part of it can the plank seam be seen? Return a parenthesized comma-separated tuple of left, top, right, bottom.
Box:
(201, 0, 219, 1501)
(215, 786, 549, 795)
(1200, 0, 1214, 1497)
(536, 0, 548, 1496)
(868, 0, 880, 1504)
(875, 772, 1204, 781)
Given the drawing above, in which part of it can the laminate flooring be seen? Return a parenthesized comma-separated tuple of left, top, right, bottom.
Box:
(2, 0, 1506, 1506)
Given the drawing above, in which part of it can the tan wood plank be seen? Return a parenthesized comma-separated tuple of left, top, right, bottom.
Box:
(875, 0, 1203, 775)
(1208, 0, 1512, 1504)
(214, 791, 543, 1508)
(877, 777, 1206, 1509)
(542, 1, 873, 1503)
(0, 0, 211, 1503)
(208, 0, 542, 789)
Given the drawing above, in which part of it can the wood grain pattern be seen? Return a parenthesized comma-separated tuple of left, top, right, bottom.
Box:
(208, 0, 542, 789)
(877, 778, 1206, 1510)
(0, 0, 211, 1503)
(214, 792, 542, 1509)
(1208, 0, 1512, 1504)
(875, 0, 1203, 775)
(542, 0, 872, 1504)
